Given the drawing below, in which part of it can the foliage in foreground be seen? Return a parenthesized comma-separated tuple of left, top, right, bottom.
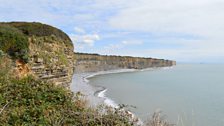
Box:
(0, 77, 132, 125)
(0, 57, 132, 126)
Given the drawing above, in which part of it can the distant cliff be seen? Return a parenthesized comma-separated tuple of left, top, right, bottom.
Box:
(0, 22, 74, 88)
(74, 53, 176, 73)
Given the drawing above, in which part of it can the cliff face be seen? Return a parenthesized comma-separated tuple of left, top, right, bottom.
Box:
(74, 53, 176, 73)
(28, 36, 74, 88)
(0, 22, 74, 88)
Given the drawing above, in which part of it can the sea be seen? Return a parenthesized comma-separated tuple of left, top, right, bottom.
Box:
(88, 64, 224, 126)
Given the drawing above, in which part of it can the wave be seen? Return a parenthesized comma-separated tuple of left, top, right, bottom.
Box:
(96, 88, 118, 108)
(95, 87, 143, 125)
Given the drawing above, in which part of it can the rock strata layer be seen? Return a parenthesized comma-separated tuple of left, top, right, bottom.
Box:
(28, 36, 74, 88)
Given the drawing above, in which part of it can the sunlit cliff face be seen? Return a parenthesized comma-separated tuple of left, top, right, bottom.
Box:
(14, 59, 30, 78)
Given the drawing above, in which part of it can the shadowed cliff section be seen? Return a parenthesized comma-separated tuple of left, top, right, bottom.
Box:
(74, 52, 176, 73)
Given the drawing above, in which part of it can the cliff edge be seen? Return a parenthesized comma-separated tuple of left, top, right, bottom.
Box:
(0, 22, 74, 88)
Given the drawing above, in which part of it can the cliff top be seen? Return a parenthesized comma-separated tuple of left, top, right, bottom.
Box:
(75, 52, 164, 60)
(0, 22, 72, 42)
(0, 22, 73, 62)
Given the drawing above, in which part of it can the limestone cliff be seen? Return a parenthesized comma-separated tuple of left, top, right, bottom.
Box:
(0, 22, 74, 88)
(28, 36, 74, 88)
(74, 53, 176, 73)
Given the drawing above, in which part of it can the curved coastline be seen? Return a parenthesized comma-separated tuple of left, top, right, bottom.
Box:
(70, 67, 173, 125)
(85, 69, 137, 108)
(71, 69, 143, 125)
(84, 69, 144, 125)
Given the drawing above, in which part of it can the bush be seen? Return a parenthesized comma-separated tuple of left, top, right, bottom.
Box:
(0, 56, 12, 84)
(0, 25, 29, 62)
(0, 50, 4, 56)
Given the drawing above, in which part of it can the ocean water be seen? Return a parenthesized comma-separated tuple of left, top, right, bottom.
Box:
(88, 64, 224, 126)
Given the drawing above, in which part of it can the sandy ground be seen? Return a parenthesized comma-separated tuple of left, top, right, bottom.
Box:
(70, 72, 104, 107)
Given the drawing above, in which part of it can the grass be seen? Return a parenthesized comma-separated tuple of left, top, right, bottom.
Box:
(0, 22, 72, 46)
(29, 36, 70, 67)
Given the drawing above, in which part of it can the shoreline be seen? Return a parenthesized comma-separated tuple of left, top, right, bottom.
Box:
(70, 69, 137, 107)
(70, 67, 173, 125)
(70, 69, 143, 125)
(87, 69, 138, 108)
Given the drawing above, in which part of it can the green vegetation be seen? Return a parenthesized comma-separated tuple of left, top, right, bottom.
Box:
(0, 25, 29, 62)
(0, 50, 4, 56)
(58, 52, 69, 66)
(1, 22, 73, 46)
(0, 56, 12, 84)
(30, 36, 70, 67)
(0, 22, 73, 63)
(0, 56, 132, 126)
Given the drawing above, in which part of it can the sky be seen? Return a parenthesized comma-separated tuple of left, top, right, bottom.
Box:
(1, 0, 224, 63)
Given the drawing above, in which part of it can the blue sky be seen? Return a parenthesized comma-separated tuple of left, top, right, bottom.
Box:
(1, 0, 224, 63)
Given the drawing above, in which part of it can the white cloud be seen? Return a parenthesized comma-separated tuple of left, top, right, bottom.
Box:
(95, 43, 124, 55)
(122, 40, 143, 45)
(108, 0, 224, 36)
(74, 27, 86, 34)
(70, 34, 100, 50)
(95, 40, 143, 55)
(103, 0, 224, 62)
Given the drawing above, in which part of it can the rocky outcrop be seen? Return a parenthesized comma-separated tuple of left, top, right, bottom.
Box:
(0, 22, 74, 88)
(74, 53, 176, 73)
(28, 36, 74, 88)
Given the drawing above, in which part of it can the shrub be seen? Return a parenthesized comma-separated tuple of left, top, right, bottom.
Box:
(0, 50, 4, 56)
(0, 25, 29, 62)
(0, 76, 79, 125)
(0, 56, 12, 84)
